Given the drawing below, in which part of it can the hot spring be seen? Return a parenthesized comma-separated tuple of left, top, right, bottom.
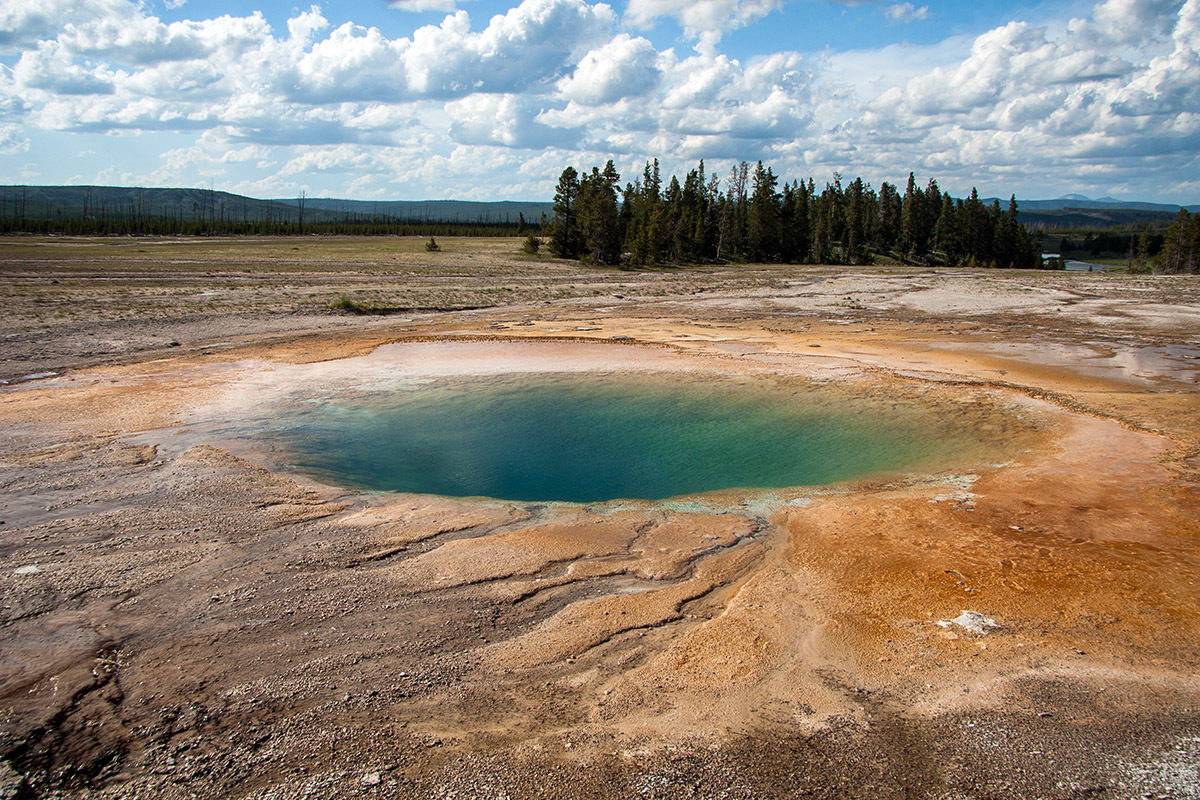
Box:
(210, 347, 1038, 503)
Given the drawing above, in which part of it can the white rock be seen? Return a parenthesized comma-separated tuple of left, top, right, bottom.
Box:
(937, 610, 999, 635)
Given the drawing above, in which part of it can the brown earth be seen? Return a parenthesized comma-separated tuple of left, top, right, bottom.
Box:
(1, 236, 1199, 799)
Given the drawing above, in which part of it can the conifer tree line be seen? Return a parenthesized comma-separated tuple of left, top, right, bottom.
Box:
(0, 216, 526, 238)
(1156, 209, 1200, 274)
(548, 159, 1045, 269)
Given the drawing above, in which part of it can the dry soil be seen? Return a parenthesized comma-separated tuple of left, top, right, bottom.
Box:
(1, 237, 1198, 800)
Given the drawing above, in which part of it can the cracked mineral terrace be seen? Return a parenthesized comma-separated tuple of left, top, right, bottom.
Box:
(1, 237, 1198, 800)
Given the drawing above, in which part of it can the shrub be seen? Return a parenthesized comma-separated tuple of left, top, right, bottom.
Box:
(329, 295, 389, 315)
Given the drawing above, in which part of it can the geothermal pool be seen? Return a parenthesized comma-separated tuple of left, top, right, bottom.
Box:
(222, 361, 1031, 503)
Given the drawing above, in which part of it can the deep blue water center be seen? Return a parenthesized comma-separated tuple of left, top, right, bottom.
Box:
(258, 373, 975, 503)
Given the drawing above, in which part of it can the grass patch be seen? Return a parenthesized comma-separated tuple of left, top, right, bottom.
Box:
(329, 295, 393, 315)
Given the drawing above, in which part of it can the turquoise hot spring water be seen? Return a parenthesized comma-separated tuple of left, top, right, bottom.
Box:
(229, 371, 1026, 503)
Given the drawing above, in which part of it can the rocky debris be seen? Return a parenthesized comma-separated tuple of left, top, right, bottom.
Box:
(937, 610, 1000, 635)
(0, 761, 26, 799)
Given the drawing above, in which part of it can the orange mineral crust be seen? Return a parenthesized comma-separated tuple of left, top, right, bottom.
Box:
(2, 242, 1197, 799)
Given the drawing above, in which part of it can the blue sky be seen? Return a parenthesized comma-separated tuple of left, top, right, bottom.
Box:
(0, 0, 1196, 203)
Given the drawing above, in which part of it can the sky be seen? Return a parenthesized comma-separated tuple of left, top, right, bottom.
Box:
(0, 0, 1197, 204)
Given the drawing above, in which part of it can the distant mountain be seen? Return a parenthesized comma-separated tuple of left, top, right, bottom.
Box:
(0, 185, 552, 225)
(1001, 196, 1199, 213)
(974, 195, 1197, 229)
(271, 197, 554, 224)
(0, 184, 1193, 232)
(1055, 193, 1137, 204)
(1017, 208, 1185, 228)
(0, 184, 286, 222)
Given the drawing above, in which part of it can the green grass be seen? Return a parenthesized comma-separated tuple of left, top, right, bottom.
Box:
(329, 295, 394, 315)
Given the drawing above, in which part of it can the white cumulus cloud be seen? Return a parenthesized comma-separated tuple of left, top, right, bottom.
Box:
(625, 0, 785, 42)
(389, 0, 460, 10)
(448, 93, 580, 148)
(810, 0, 1199, 199)
(0, 122, 29, 153)
(884, 3, 929, 24)
(558, 34, 662, 104)
(0, 0, 134, 52)
(13, 41, 116, 95)
(1090, 0, 1185, 44)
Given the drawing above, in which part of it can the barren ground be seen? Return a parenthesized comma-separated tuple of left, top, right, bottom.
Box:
(1, 236, 1199, 799)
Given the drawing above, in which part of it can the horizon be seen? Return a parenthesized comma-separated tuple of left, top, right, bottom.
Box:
(2, 182, 1195, 211)
(1, 0, 1198, 205)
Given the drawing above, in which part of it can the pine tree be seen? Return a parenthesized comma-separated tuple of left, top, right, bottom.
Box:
(875, 181, 901, 253)
(549, 167, 583, 259)
(780, 179, 812, 263)
(1135, 229, 1154, 273)
(900, 173, 924, 259)
(844, 177, 873, 265)
(747, 161, 781, 262)
(662, 175, 683, 263)
(992, 195, 1019, 268)
(677, 166, 707, 263)
(624, 160, 664, 265)
(702, 170, 722, 260)
(935, 194, 959, 266)
(621, 180, 643, 263)
(1157, 209, 1199, 274)
(576, 161, 622, 265)
(725, 162, 750, 259)
(813, 182, 839, 265)
(963, 188, 990, 265)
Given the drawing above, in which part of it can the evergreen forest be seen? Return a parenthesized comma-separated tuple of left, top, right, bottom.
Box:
(548, 160, 1045, 269)
(1156, 209, 1200, 274)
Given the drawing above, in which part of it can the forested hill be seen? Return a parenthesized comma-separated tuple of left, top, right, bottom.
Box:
(0, 185, 553, 232)
(1, 184, 1189, 233)
(272, 197, 554, 225)
(1010, 206, 1196, 229)
(995, 197, 1199, 213)
(983, 196, 1198, 229)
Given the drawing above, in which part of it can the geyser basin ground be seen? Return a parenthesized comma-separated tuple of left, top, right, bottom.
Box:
(194, 341, 1043, 503)
(2, 252, 1199, 800)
